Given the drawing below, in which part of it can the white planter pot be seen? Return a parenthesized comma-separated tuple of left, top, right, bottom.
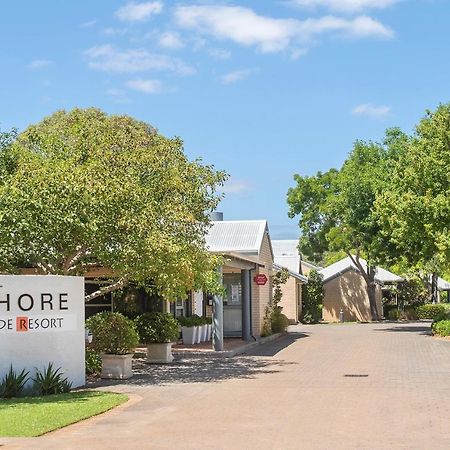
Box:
(207, 324, 212, 341)
(201, 324, 208, 342)
(146, 343, 174, 364)
(101, 354, 133, 379)
(195, 326, 202, 343)
(182, 326, 196, 345)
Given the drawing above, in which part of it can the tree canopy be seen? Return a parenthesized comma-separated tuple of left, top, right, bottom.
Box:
(288, 103, 450, 314)
(0, 108, 227, 301)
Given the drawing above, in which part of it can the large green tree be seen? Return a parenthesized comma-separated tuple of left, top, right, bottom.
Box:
(376, 104, 450, 302)
(0, 108, 227, 301)
(288, 132, 405, 320)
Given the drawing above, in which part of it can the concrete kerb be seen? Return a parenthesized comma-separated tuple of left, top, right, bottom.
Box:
(171, 332, 285, 358)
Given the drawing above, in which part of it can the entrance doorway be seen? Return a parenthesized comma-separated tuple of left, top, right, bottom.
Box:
(223, 273, 242, 336)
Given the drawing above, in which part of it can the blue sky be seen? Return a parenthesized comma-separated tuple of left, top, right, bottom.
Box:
(1, 0, 449, 239)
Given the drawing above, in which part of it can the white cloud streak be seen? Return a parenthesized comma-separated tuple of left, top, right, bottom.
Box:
(126, 78, 164, 93)
(84, 45, 194, 75)
(290, 0, 399, 13)
(221, 179, 253, 194)
(221, 68, 257, 84)
(159, 31, 185, 50)
(352, 103, 391, 118)
(116, 1, 163, 22)
(26, 59, 52, 69)
(175, 5, 393, 53)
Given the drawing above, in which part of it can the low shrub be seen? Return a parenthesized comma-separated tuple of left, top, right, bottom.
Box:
(0, 366, 29, 398)
(415, 304, 450, 321)
(431, 320, 450, 337)
(403, 305, 418, 320)
(135, 312, 180, 344)
(85, 348, 102, 376)
(86, 311, 139, 355)
(271, 312, 290, 333)
(388, 309, 399, 321)
(32, 363, 72, 396)
(177, 315, 204, 327)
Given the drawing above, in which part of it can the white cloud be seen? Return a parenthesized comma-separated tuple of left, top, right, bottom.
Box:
(159, 31, 184, 50)
(221, 68, 257, 84)
(290, 0, 398, 13)
(126, 78, 164, 93)
(26, 59, 52, 69)
(80, 20, 97, 28)
(116, 1, 163, 22)
(84, 45, 195, 75)
(106, 88, 131, 104)
(174, 6, 393, 53)
(290, 48, 308, 60)
(208, 48, 231, 60)
(221, 179, 252, 194)
(352, 103, 391, 118)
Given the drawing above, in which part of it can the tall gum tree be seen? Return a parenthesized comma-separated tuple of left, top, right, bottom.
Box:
(288, 132, 405, 320)
(0, 108, 227, 301)
(375, 104, 450, 302)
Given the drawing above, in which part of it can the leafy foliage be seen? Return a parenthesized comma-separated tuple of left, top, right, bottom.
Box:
(415, 304, 450, 321)
(431, 320, 450, 337)
(86, 311, 139, 355)
(0, 109, 227, 301)
(32, 363, 72, 396)
(261, 269, 290, 336)
(0, 365, 29, 398)
(301, 269, 324, 323)
(135, 312, 180, 344)
(376, 105, 450, 268)
(85, 348, 102, 376)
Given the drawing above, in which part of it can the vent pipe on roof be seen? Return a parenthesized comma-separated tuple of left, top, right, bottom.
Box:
(210, 211, 223, 221)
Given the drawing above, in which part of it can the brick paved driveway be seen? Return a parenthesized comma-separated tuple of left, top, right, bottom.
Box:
(3, 322, 450, 449)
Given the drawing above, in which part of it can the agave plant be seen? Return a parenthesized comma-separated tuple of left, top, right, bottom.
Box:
(0, 365, 29, 398)
(32, 362, 72, 396)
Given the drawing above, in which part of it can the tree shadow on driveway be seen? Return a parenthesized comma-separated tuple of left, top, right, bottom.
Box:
(89, 354, 298, 389)
(373, 325, 431, 335)
(245, 332, 310, 357)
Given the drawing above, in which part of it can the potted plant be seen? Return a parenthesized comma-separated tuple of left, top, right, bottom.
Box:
(135, 313, 179, 363)
(191, 315, 205, 343)
(178, 316, 198, 345)
(86, 312, 139, 379)
(205, 316, 212, 341)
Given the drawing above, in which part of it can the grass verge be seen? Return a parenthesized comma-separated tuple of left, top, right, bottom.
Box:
(0, 391, 128, 437)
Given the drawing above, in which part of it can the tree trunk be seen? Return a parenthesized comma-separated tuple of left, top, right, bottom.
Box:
(367, 280, 379, 321)
(347, 253, 379, 321)
(431, 272, 438, 304)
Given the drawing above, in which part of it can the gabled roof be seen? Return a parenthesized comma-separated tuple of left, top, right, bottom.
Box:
(438, 277, 450, 290)
(273, 262, 308, 283)
(272, 240, 301, 274)
(206, 220, 272, 256)
(319, 256, 403, 284)
(301, 260, 322, 271)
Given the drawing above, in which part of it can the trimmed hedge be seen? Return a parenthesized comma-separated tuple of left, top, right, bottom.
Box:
(432, 320, 450, 337)
(415, 304, 450, 321)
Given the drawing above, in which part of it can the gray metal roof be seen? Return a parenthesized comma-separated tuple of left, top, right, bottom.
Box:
(319, 256, 403, 284)
(272, 240, 299, 257)
(272, 240, 301, 273)
(205, 220, 269, 255)
(273, 262, 308, 283)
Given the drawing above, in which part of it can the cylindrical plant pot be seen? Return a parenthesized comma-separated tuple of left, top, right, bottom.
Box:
(182, 326, 196, 345)
(195, 326, 202, 344)
(146, 343, 174, 364)
(207, 324, 212, 341)
(201, 324, 208, 342)
(101, 354, 133, 379)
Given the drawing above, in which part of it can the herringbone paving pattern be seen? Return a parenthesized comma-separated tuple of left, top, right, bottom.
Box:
(2, 322, 449, 449)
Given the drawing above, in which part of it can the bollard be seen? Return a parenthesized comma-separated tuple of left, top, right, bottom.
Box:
(339, 308, 344, 323)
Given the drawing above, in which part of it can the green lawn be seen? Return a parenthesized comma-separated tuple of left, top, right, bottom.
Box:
(0, 391, 128, 437)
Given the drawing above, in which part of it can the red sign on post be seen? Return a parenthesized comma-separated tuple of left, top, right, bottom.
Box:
(253, 274, 268, 286)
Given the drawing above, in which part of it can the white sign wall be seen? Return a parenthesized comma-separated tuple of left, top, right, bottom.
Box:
(0, 275, 85, 388)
